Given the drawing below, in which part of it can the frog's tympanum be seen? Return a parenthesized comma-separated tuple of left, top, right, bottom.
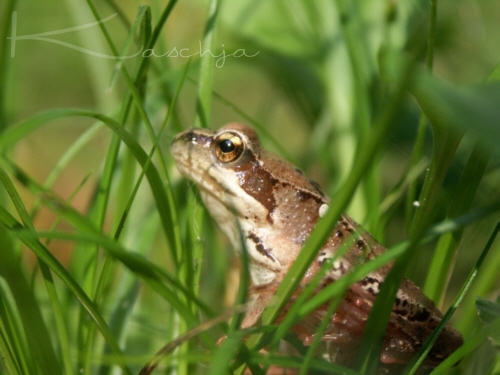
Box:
(170, 123, 463, 374)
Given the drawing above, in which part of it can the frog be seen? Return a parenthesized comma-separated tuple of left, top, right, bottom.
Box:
(170, 123, 464, 374)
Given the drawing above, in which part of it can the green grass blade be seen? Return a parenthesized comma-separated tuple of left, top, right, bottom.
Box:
(405, 0, 438, 230)
(424, 141, 492, 303)
(6, 213, 212, 322)
(0, 167, 74, 374)
(0, 317, 23, 375)
(42, 123, 102, 190)
(403, 223, 500, 374)
(195, 0, 220, 128)
(208, 331, 248, 375)
(408, 128, 462, 237)
(431, 316, 500, 375)
(0, 228, 61, 375)
(334, 0, 380, 225)
(0, 249, 31, 375)
(372, 159, 428, 240)
(110, 0, 179, 132)
(248, 351, 361, 375)
(107, 5, 151, 91)
(1, 108, 179, 254)
(411, 73, 500, 146)
(0, 0, 17, 128)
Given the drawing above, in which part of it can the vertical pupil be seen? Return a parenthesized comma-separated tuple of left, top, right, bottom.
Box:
(220, 139, 235, 153)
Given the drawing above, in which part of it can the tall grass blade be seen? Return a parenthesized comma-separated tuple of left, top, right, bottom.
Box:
(195, 0, 220, 128)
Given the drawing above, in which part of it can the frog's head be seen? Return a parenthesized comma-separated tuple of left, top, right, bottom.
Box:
(171, 123, 274, 226)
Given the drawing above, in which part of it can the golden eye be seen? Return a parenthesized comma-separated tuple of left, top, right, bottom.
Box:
(215, 132, 244, 162)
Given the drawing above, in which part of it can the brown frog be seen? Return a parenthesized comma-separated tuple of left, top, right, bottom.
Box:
(170, 123, 463, 374)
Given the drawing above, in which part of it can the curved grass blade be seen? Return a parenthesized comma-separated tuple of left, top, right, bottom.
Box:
(11, 228, 214, 323)
(0, 108, 178, 255)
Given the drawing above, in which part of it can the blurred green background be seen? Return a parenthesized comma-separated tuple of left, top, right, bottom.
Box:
(1, 0, 500, 374)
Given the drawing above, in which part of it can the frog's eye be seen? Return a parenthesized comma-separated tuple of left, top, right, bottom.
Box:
(215, 132, 244, 162)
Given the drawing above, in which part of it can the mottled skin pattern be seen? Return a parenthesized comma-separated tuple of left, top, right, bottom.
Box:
(170, 123, 463, 374)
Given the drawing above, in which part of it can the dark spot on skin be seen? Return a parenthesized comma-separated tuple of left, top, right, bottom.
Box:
(247, 232, 276, 262)
(297, 190, 307, 201)
(335, 230, 343, 237)
(407, 307, 431, 322)
(394, 308, 408, 316)
(358, 277, 380, 296)
(356, 240, 364, 248)
(395, 297, 401, 306)
(360, 277, 379, 287)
